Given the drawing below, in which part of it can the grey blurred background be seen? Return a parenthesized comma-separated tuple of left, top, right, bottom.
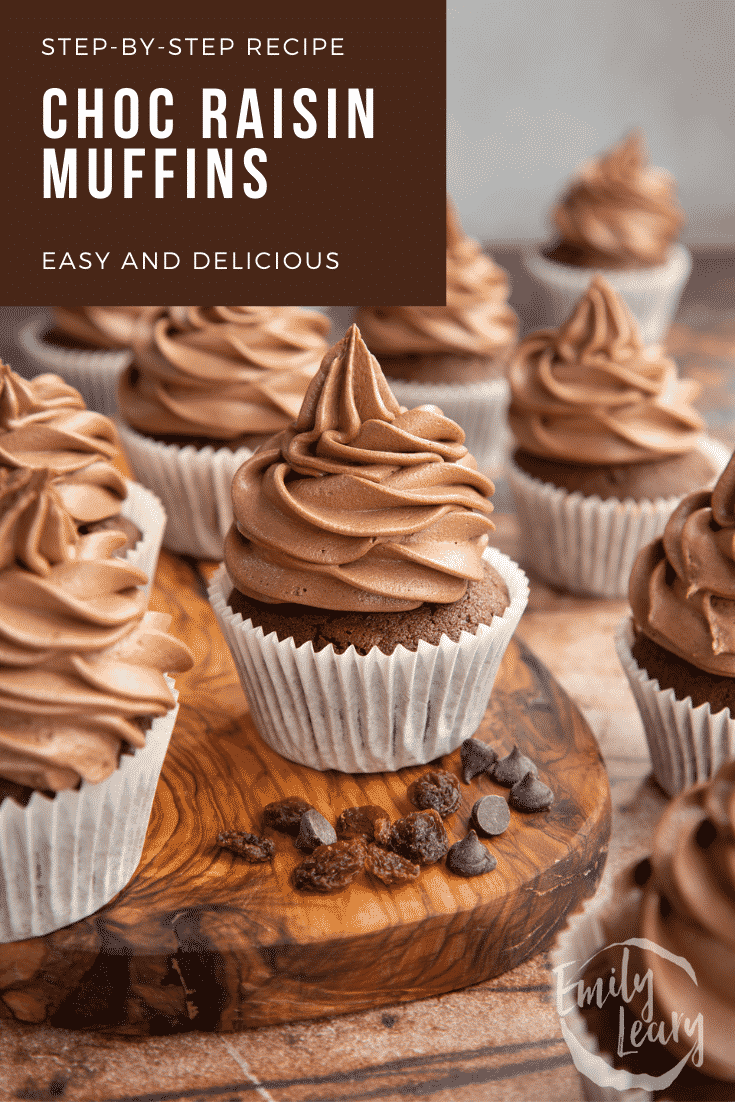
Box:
(448, 0, 735, 248)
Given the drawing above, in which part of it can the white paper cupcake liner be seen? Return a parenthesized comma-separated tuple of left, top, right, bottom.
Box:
(616, 618, 735, 797)
(116, 421, 253, 560)
(0, 685, 179, 943)
(119, 479, 166, 596)
(551, 881, 654, 1102)
(521, 244, 692, 346)
(17, 315, 132, 419)
(208, 547, 529, 772)
(506, 441, 729, 599)
(386, 375, 510, 472)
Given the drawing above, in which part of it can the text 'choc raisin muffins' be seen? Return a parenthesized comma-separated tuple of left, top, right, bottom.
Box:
(523, 131, 691, 344)
(506, 276, 725, 598)
(617, 448, 735, 795)
(355, 197, 518, 470)
(0, 465, 193, 941)
(209, 324, 528, 772)
(117, 305, 331, 559)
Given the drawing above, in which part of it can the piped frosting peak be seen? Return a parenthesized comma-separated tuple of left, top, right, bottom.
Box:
(226, 325, 496, 611)
(551, 130, 684, 269)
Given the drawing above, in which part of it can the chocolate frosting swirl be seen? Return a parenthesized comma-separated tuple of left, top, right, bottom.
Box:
(508, 277, 704, 464)
(0, 362, 126, 524)
(0, 471, 193, 791)
(630, 450, 735, 675)
(550, 130, 684, 269)
(355, 199, 518, 358)
(0, 467, 78, 575)
(226, 325, 496, 612)
(53, 307, 164, 349)
(637, 759, 735, 1079)
(118, 306, 331, 440)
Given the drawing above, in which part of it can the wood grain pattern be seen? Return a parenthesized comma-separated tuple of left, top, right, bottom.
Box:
(0, 549, 611, 1035)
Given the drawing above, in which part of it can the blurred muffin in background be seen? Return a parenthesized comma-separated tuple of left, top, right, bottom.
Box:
(523, 131, 691, 344)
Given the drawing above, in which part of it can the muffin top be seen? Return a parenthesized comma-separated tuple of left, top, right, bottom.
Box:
(0, 466, 193, 792)
(507, 276, 704, 465)
(548, 130, 684, 269)
(636, 758, 735, 1079)
(0, 361, 126, 524)
(355, 199, 518, 359)
(629, 449, 735, 676)
(118, 306, 331, 441)
(52, 307, 164, 350)
(226, 324, 496, 612)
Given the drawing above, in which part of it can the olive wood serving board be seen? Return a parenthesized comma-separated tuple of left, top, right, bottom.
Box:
(0, 551, 611, 1035)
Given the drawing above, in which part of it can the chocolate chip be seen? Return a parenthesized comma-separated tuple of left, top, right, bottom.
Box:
(446, 830, 497, 877)
(509, 772, 554, 812)
(460, 738, 498, 783)
(492, 745, 538, 787)
(471, 794, 510, 836)
(295, 809, 337, 852)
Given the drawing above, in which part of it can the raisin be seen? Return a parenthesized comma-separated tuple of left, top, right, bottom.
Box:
(409, 769, 461, 818)
(336, 805, 392, 846)
(460, 738, 498, 783)
(295, 809, 337, 852)
(262, 796, 313, 835)
(217, 830, 275, 863)
(365, 843, 420, 885)
(293, 839, 367, 893)
(389, 809, 448, 865)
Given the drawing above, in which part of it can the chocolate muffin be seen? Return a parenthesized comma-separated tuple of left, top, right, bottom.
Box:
(506, 276, 723, 597)
(554, 762, 735, 1097)
(0, 466, 192, 940)
(210, 324, 528, 772)
(523, 130, 691, 344)
(618, 449, 735, 794)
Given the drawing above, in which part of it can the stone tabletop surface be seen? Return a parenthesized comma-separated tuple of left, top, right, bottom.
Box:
(0, 252, 733, 1101)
